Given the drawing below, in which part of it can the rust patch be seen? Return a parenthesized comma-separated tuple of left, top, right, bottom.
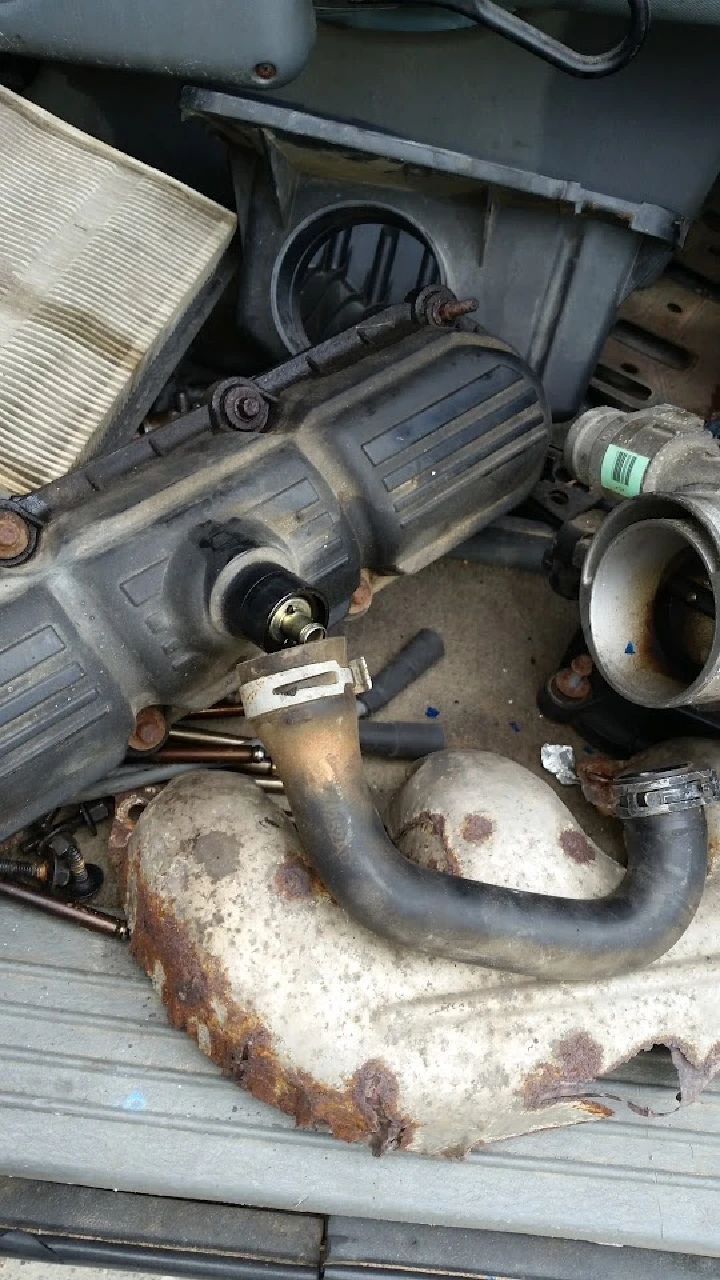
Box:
(669, 1040, 720, 1105)
(626, 1100, 655, 1118)
(578, 1100, 614, 1119)
(274, 852, 333, 902)
(129, 865, 415, 1155)
(461, 813, 494, 845)
(108, 787, 162, 897)
(350, 1059, 412, 1156)
(577, 756, 623, 817)
(522, 1032, 605, 1110)
(347, 568, 374, 618)
(559, 829, 596, 865)
(396, 811, 461, 877)
(274, 853, 313, 900)
(0, 831, 24, 858)
(273, 851, 328, 902)
(439, 1142, 471, 1160)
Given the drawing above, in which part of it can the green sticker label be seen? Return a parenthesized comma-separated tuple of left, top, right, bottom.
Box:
(600, 444, 651, 497)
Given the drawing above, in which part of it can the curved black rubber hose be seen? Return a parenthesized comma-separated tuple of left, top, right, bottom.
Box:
(264, 698, 708, 980)
(394, 0, 651, 78)
(359, 628, 445, 717)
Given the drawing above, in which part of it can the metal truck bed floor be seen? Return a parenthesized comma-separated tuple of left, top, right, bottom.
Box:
(1, 560, 718, 1258)
(0, 897, 719, 1257)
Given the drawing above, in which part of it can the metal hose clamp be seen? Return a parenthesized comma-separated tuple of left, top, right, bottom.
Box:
(241, 656, 371, 719)
(612, 765, 720, 821)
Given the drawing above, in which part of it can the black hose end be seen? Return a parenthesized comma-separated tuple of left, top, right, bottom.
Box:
(361, 628, 445, 715)
(359, 719, 446, 759)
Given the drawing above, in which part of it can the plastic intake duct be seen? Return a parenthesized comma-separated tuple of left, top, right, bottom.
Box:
(0, 289, 549, 840)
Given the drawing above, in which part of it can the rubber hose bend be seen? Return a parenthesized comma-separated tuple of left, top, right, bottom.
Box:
(391, 0, 650, 78)
(240, 641, 715, 981)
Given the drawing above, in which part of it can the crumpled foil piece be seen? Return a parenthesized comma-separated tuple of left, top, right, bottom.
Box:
(541, 743, 578, 787)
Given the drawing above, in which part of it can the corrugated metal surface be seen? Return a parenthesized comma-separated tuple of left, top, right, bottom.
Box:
(0, 898, 718, 1257)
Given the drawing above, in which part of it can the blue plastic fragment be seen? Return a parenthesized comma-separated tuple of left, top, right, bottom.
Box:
(625, 642, 635, 655)
(425, 706, 440, 719)
(121, 1089, 147, 1112)
(510, 721, 521, 733)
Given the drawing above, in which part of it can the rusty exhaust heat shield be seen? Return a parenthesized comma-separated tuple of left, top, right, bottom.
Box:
(126, 738, 720, 1155)
(234, 637, 717, 982)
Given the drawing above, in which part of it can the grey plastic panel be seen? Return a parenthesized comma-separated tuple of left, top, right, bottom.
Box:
(0, 898, 719, 1258)
(184, 89, 685, 244)
(0, 0, 316, 86)
(287, 15, 720, 218)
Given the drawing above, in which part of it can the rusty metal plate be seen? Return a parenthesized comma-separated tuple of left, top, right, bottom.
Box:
(593, 186, 720, 418)
(126, 756, 720, 1158)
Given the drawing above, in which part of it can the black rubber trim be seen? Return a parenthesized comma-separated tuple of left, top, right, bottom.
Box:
(375, 0, 650, 78)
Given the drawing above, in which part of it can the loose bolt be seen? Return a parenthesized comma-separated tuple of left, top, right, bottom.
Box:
(0, 511, 31, 561)
(128, 706, 168, 752)
(433, 296, 479, 324)
(553, 654, 594, 701)
(0, 858, 48, 883)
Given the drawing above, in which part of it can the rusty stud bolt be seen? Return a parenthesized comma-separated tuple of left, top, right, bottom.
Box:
(209, 379, 270, 434)
(240, 395, 261, 419)
(433, 296, 479, 325)
(65, 843, 91, 897)
(128, 705, 168, 753)
(0, 511, 31, 561)
(254, 62, 277, 81)
(0, 858, 49, 883)
(46, 832, 103, 900)
(225, 388, 268, 430)
(553, 654, 594, 702)
(1, 849, 71, 892)
(348, 569, 374, 618)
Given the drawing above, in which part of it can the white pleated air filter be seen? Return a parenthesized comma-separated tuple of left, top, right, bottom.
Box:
(0, 86, 237, 493)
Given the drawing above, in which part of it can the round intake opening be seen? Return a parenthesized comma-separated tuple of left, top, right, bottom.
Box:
(589, 518, 717, 709)
(272, 206, 441, 353)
